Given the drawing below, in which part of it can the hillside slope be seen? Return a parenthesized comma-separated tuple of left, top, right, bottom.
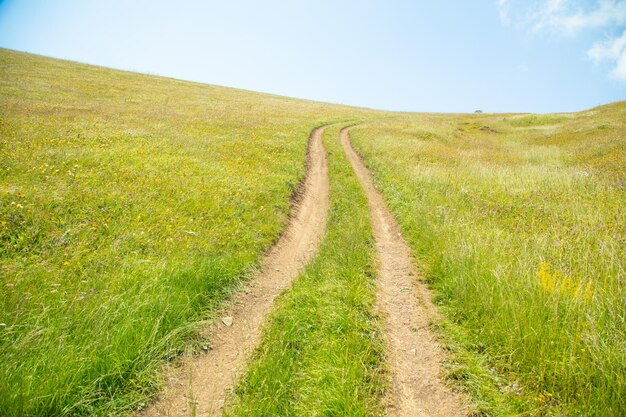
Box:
(0, 48, 371, 415)
(351, 105, 625, 415)
(1, 49, 624, 416)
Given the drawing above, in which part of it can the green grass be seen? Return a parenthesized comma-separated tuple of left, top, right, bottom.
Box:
(350, 106, 626, 416)
(0, 49, 372, 416)
(224, 124, 386, 416)
(2, 48, 625, 417)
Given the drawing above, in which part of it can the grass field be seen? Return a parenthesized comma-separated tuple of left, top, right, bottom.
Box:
(351, 107, 625, 416)
(0, 49, 368, 415)
(1, 48, 625, 416)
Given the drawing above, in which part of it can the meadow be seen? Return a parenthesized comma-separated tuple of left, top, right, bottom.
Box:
(351, 106, 625, 416)
(1, 48, 625, 416)
(0, 49, 366, 415)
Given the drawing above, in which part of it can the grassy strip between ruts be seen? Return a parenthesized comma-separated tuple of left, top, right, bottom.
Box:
(225, 124, 387, 417)
(350, 106, 625, 416)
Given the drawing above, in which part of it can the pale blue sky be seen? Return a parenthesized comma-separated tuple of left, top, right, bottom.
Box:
(1, 0, 625, 113)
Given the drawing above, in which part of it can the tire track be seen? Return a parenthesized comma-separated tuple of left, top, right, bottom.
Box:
(340, 126, 467, 417)
(141, 125, 330, 417)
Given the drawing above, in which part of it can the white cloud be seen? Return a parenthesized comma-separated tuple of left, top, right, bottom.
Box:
(531, 0, 626, 35)
(588, 29, 626, 80)
(614, 47, 626, 80)
(497, 0, 626, 83)
(589, 29, 626, 61)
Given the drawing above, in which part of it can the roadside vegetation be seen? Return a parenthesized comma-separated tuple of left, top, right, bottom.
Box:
(225, 125, 386, 416)
(350, 106, 625, 416)
(0, 49, 365, 415)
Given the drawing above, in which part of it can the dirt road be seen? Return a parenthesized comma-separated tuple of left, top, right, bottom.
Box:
(340, 126, 467, 417)
(141, 125, 330, 417)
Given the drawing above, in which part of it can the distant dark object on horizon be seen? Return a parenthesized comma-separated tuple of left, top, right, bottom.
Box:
(475, 110, 483, 113)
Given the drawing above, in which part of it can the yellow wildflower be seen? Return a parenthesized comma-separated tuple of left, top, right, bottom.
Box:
(536, 261, 593, 303)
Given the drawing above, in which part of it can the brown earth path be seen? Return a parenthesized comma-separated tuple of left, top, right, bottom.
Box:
(141, 125, 330, 417)
(340, 126, 468, 417)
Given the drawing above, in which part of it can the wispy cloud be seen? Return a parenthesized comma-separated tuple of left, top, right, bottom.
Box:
(530, 0, 626, 34)
(588, 29, 626, 81)
(498, 1, 626, 83)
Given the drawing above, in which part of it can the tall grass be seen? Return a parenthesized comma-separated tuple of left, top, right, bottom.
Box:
(225, 125, 386, 416)
(0, 49, 370, 415)
(3, 48, 624, 416)
(351, 105, 625, 416)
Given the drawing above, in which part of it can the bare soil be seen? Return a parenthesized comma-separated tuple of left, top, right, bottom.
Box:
(140, 126, 330, 417)
(340, 126, 468, 417)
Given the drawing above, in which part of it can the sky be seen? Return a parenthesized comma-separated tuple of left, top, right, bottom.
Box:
(1, 0, 625, 113)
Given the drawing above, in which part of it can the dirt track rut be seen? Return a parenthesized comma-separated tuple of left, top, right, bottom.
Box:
(340, 126, 467, 417)
(141, 126, 329, 417)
